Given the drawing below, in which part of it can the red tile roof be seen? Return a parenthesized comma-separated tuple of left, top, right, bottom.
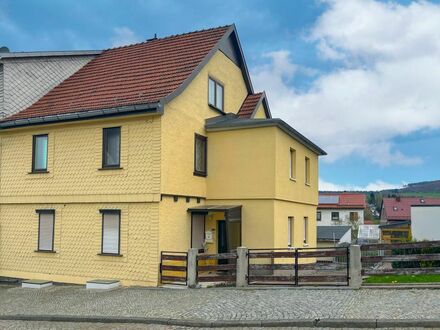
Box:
(382, 197, 440, 221)
(318, 193, 366, 209)
(4, 26, 231, 122)
(237, 93, 263, 118)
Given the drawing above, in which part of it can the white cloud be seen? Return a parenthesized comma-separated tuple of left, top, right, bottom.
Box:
(252, 0, 440, 166)
(110, 27, 141, 47)
(319, 178, 403, 191)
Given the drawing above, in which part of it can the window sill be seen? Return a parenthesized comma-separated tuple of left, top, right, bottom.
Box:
(99, 167, 123, 171)
(193, 171, 207, 177)
(98, 253, 123, 257)
(305, 182, 311, 187)
(208, 104, 224, 114)
(289, 177, 296, 182)
(34, 250, 56, 253)
(28, 170, 49, 174)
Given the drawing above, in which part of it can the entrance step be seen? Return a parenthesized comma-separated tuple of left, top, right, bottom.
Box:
(86, 279, 120, 290)
(22, 280, 53, 289)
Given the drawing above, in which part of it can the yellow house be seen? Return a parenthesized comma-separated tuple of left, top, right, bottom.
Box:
(0, 25, 325, 286)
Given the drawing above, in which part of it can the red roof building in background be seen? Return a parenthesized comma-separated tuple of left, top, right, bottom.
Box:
(317, 193, 366, 227)
(380, 196, 440, 223)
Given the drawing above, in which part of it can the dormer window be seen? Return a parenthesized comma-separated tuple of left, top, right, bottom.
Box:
(393, 206, 398, 211)
(208, 77, 224, 111)
(420, 199, 425, 203)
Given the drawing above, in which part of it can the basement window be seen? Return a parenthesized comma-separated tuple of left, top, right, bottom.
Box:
(37, 210, 55, 252)
(32, 134, 48, 172)
(100, 210, 121, 255)
(208, 77, 224, 111)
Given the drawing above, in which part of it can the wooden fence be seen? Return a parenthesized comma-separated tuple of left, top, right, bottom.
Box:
(196, 252, 237, 284)
(248, 247, 349, 286)
(159, 251, 188, 285)
(361, 240, 440, 276)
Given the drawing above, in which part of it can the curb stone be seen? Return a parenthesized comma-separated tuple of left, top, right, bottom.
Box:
(1, 315, 440, 328)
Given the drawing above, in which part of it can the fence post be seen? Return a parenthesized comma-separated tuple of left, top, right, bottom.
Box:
(349, 245, 362, 289)
(236, 247, 248, 287)
(187, 248, 198, 288)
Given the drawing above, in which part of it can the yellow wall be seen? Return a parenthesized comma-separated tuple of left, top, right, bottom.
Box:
(160, 50, 248, 198)
(0, 114, 162, 286)
(252, 103, 267, 119)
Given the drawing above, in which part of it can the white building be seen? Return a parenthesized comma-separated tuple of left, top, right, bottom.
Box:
(411, 204, 440, 241)
(317, 193, 366, 227)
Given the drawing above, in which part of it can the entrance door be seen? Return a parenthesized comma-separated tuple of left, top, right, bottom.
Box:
(191, 213, 205, 252)
(217, 220, 228, 264)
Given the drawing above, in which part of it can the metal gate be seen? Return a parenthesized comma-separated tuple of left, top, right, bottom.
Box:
(247, 246, 349, 286)
(159, 251, 188, 286)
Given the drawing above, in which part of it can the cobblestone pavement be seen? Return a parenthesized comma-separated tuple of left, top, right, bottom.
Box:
(0, 284, 439, 321)
(0, 323, 429, 330)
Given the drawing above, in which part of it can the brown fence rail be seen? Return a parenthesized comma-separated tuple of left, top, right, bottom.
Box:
(361, 241, 440, 277)
(160, 251, 188, 285)
(247, 247, 349, 286)
(196, 252, 237, 284)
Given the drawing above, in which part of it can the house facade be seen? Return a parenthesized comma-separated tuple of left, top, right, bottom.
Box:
(317, 193, 365, 227)
(0, 25, 325, 286)
(411, 204, 440, 241)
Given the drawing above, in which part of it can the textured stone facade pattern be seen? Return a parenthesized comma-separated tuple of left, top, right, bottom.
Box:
(0, 56, 95, 118)
(0, 115, 161, 286)
(0, 116, 161, 198)
(0, 203, 159, 285)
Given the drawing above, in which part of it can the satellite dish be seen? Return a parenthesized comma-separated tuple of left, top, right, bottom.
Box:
(0, 46, 10, 53)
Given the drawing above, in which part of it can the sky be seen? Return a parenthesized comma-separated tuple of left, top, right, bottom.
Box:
(1, 0, 439, 191)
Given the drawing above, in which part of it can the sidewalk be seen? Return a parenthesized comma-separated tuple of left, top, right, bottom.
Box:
(0, 284, 439, 328)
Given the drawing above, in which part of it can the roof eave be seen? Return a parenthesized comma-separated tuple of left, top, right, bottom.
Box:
(0, 102, 162, 129)
(206, 118, 327, 156)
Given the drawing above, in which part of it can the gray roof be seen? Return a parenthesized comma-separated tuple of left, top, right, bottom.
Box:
(0, 50, 102, 60)
(317, 226, 351, 241)
(205, 115, 326, 156)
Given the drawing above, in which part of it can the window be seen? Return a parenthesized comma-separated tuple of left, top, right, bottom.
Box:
(317, 211, 321, 222)
(303, 217, 308, 244)
(37, 210, 55, 252)
(100, 210, 121, 255)
(102, 127, 121, 168)
(349, 212, 359, 221)
(32, 134, 48, 172)
(331, 212, 339, 221)
(289, 148, 296, 179)
(208, 77, 224, 111)
(305, 157, 310, 184)
(194, 133, 207, 176)
(287, 217, 293, 247)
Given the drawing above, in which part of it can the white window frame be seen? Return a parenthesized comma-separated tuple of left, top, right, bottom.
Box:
(304, 217, 308, 244)
(208, 77, 224, 111)
(100, 210, 121, 255)
(37, 210, 55, 252)
(305, 157, 310, 185)
(288, 216, 294, 247)
(289, 148, 296, 180)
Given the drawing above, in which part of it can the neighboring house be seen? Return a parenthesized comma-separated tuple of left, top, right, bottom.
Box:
(317, 226, 351, 248)
(0, 25, 325, 286)
(380, 197, 440, 242)
(317, 193, 366, 227)
(411, 202, 440, 241)
(0, 49, 100, 118)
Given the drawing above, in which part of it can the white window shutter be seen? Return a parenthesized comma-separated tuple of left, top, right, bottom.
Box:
(38, 212, 54, 251)
(102, 213, 120, 254)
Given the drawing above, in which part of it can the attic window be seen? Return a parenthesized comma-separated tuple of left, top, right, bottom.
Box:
(420, 199, 425, 203)
(393, 206, 398, 211)
(208, 77, 224, 111)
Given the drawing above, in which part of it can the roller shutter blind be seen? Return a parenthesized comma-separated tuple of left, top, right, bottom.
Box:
(102, 211, 120, 254)
(38, 211, 54, 251)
